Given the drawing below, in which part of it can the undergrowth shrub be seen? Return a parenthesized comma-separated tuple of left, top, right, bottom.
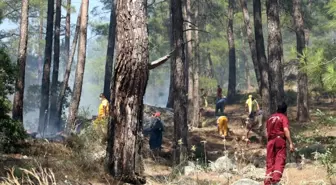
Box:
(0, 118, 27, 153)
(0, 48, 27, 153)
(0, 166, 56, 185)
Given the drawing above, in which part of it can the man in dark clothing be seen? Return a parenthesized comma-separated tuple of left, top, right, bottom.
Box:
(264, 102, 294, 185)
(215, 97, 227, 116)
(143, 112, 164, 151)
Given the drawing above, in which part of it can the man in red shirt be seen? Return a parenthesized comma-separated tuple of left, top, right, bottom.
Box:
(264, 102, 294, 185)
(217, 85, 222, 100)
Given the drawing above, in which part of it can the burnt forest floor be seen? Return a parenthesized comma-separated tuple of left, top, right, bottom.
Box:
(0, 96, 335, 185)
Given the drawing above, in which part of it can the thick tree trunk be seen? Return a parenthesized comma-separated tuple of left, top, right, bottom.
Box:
(105, 0, 148, 183)
(266, 0, 285, 113)
(253, 0, 271, 117)
(293, 0, 309, 122)
(240, 0, 261, 90)
(227, 0, 236, 101)
(38, 0, 54, 133)
(193, 2, 200, 128)
(65, 0, 71, 60)
(49, 0, 62, 132)
(12, 0, 29, 122)
(66, 0, 89, 132)
(171, 0, 188, 165)
(167, 14, 174, 109)
(103, 0, 116, 100)
(55, 10, 81, 131)
(183, 0, 194, 129)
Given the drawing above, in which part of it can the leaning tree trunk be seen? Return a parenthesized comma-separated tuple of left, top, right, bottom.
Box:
(254, 0, 271, 117)
(293, 0, 309, 122)
(12, 0, 29, 122)
(49, 0, 62, 131)
(193, 1, 200, 128)
(227, 0, 236, 101)
(38, 0, 54, 133)
(66, 0, 89, 132)
(65, 0, 71, 60)
(240, 0, 261, 90)
(55, 10, 81, 130)
(183, 0, 194, 129)
(105, 0, 148, 183)
(103, 0, 116, 100)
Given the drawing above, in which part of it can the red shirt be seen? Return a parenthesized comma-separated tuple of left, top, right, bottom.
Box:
(266, 113, 289, 140)
(217, 88, 222, 98)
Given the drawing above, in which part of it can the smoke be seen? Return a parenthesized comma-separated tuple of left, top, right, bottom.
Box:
(144, 69, 170, 108)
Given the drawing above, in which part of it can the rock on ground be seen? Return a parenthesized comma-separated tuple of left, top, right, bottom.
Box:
(209, 155, 236, 172)
(231, 178, 260, 185)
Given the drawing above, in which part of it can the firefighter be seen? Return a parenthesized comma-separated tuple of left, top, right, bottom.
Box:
(97, 93, 109, 119)
(217, 115, 229, 137)
(264, 102, 294, 185)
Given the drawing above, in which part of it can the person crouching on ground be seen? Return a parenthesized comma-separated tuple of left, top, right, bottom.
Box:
(264, 102, 294, 185)
(144, 112, 164, 151)
(217, 115, 229, 137)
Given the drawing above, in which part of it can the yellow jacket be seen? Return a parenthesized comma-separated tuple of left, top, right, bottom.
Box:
(98, 99, 109, 118)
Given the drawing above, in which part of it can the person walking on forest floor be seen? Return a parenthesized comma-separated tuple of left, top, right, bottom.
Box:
(245, 95, 260, 120)
(264, 102, 295, 185)
(215, 96, 227, 116)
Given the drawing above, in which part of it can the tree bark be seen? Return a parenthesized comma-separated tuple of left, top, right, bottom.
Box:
(38, 0, 54, 133)
(103, 0, 116, 101)
(227, 0, 236, 101)
(105, 0, 148, 183)
(66, 0, 89, 132)
(167, 12, 174, 109)
(12, 0, 29, 122)
(171, 0, 188, 165)
(37, 8, 43, 84)
(65, 0, 71, 60)
(207, 52, 215, 78)
(240, 0, 261, 90)
(254, 0, 271, 117)
(49, 0, 62, 131)
(193, 2, 200, 128)
(266, 0, 285, 113)
(293, 0, 309, 122)
(183, 0, 194, 129)
(55, 9, 81, 131)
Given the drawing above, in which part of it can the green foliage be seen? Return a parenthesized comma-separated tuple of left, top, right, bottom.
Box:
(0, 118, 27, 153)
(313, 109, 336, 126)
(0, 48, 26, 153)
(313, 148, 336, 178)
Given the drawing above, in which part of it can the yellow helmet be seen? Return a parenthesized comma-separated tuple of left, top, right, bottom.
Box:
(248, 95, 252, 98)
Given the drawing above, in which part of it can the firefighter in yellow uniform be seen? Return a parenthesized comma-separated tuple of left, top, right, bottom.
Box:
(217, 116, 229, 137)
(98, 93, 109, 119)
(94, 93, 110, 128)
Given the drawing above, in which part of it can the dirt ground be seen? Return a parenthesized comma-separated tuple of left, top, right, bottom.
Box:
(0, 101, 335, 185)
